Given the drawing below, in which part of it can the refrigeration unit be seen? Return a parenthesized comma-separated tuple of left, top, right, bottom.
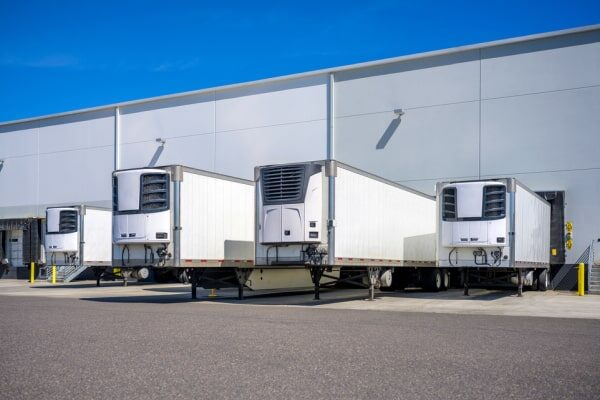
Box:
(436, 178, 551, 295)
(255, 160, 437, 299)
(45, 206, 111, 282)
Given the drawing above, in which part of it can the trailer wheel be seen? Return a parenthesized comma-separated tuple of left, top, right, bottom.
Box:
(423, 268, 442, 292)
(388, 269, 408, 291)
(538, 269, 550, 292)
(154, 270, 171, 283)
(440, 269, 450, 291)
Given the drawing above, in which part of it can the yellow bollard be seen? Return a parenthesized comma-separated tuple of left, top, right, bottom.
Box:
(578, 263, 585, 296)
(30, 261, 35, 284)
(208, 288, 218, 298)
(52, 265, 57, 284)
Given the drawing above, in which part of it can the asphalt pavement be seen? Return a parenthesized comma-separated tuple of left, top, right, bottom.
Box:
(1, 293, 599, 399)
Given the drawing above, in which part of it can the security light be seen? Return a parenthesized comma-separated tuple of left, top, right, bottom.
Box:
(156, 138, 166, 145)
(393, 109, 405, 118)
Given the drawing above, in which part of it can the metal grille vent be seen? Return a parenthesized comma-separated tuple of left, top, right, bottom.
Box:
(483, 185, 506, 219)
(59, 210, 78, 233)
(261, 165, 305, 203)
(112, 176, 118, 212)
(442, 187, 457, 220)
(141, 173, 169, 211)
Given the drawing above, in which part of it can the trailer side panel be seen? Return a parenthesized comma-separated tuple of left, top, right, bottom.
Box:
(334, 165, 436, 264)
(180, 171, 253, 261)
(515, 183, 550, 265)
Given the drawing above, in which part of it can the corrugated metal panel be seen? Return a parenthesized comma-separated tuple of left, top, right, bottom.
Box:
(334, 166, 436, 262)
(179, 171, 253, 261)
(515, 184, 550, 264)
(0, 219, 30, 231)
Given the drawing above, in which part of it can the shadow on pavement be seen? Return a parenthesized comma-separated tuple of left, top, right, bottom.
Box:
(29, 282, 152, 290)
(387, 288, 517, 301)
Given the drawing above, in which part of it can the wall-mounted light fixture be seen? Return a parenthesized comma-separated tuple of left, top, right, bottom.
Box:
(393, 108, 405, 119)
(156, 138, 166, 146)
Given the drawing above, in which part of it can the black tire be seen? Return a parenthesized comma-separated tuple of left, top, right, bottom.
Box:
(154, 270, 171, 283)
(538, 269, 550, 291)
(393, 269, 408, 291)
(177, 269, 190, 284)
(441, 269, 450, 291)
(423, 268, 442, 292)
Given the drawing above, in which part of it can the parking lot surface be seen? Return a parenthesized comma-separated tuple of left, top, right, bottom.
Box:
(1, 280, 599, 399)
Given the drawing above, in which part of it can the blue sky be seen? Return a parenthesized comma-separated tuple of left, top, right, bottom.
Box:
(0, 0, 599, 123)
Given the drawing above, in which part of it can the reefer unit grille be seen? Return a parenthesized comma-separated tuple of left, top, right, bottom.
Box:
(141, 173, 169, 211)
(442, 187, 457, 221)
(59, 210, 78, 233)
(483, 185, 506, 219)
(261, 165, 305, 203)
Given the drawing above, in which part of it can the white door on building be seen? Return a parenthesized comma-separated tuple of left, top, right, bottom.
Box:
(7, 230, 23, 268)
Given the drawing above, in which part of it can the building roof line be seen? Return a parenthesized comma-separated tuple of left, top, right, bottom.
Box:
(1, 24, 599, 127)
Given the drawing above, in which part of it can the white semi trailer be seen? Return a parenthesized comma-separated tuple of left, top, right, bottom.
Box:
(45, 206, 112, 282)
(112, 165, 328, 298)
(436, 178, 551, 296)
(255, 160, 437, 299)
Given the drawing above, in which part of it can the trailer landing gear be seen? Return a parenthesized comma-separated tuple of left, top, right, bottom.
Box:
(309, 266, 324, 300)
(463, 269, 469, 296)
(190, 269, 198, 299)
(367, 267, 380, 301)
(517, 270, 523, 297)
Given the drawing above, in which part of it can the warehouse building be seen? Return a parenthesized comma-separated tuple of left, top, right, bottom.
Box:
(0, 25, 599, 283)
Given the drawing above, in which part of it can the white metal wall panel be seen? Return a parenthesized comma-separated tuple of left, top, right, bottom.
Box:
(119, 93, 215, 144)
(334, 166, 436, 262)
(119, 133, 215, 171)
(514, 184, 550, 264)
(0, 125, 37, 159)
(215, 75, 327, 132)
(0, 155, 38, 218)
(214, 120, 327, 180)
(335, 101, 479, 182)
(481, 30, 600, 99)
(334, 51, 480, 117)
(38, 146, 113, 211)
(481, 86, 600, 175)
(37, 110, 114, 154)
(82, 208, 112, 263)
(394, 177, 479, 198)
(179, 171, 253, 261)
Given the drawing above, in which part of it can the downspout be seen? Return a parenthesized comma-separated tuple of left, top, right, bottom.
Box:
(327, 73, 336, 266)
(114, 106, 120, 171)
